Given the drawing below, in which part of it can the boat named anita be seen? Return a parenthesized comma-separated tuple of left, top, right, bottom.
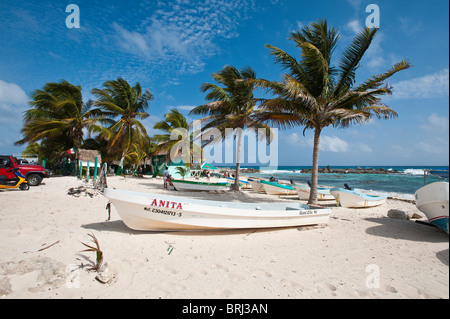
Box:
(103, 188, 331, 231)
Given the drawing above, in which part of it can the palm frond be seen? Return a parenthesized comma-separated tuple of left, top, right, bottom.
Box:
(333, 27, 378, 96)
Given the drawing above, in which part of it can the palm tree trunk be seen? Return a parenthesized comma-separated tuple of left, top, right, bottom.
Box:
(233, 129, 243, 191)
(117, 152, 125, 175)
(308, 127, 321, 205)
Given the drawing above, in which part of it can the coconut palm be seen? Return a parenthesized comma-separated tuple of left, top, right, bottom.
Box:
(152, 108, 203, 166)
(15, 80, 109, 151)
(190, 65, 273, 191)
(91, 78, 153, 172)
(255, 20, 411, 204)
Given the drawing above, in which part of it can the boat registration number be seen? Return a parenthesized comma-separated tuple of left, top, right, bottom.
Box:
(298, 210, 319, 215)
(144, 207, 182, 217)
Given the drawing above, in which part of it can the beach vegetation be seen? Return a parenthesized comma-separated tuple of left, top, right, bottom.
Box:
(255, 20, 411, 204)
(190, 65, 273, 191)
(175, 165, 189, 180)
(91, 78, 153, 173)
(153, 108, 203, 165)
(80, 233, 103, 272)
(14, 80, 109, 162)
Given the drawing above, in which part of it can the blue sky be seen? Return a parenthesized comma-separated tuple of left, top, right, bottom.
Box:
(0, 0, 448, 166)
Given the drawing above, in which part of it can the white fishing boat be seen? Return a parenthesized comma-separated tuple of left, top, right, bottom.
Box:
(330, 187, 386, 208)
(291, 183, 334, 201)
(260, 180, 297, 196)
(415, 181, 449, 233)
(247, 177, 265, 193)
(103, 188, 331, 231)
(226, 176, 251, 189)
(170, 179, 231, 191)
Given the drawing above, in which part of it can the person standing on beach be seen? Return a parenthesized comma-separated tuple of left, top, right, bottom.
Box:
(163, 166, 169, 189)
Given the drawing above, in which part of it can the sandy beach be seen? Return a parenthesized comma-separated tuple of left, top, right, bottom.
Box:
(0, 175, 448, 299)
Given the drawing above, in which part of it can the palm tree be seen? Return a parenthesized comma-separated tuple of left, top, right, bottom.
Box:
(255, 20, 411, 204)
(15, 80, 108, 151)
(152, 108, 203, 166)
(175, 166, 189, 180)
(190, 65, 273, 191)
(91, 78, 153, 172)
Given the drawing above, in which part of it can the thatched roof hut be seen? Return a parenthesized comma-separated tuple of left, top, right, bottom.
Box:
(77, 149, 102, 167)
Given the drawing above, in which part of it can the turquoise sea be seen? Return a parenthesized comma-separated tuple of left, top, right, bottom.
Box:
(239, 165, 449, 199)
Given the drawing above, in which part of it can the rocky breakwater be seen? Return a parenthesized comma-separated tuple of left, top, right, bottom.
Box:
(300, 166, 400, 174)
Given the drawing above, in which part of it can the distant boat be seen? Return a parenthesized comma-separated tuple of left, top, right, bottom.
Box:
(226, 176, 251, 189)
(291, 182, 334, 201)
(330, 187, 387, 208)
(260, 180, 297, 196)
(415, 181, 449, 233)
(425, 169, 449, 180)
(247, 177, 266, 193)
(103, 188, 331, 231)
(170, 179, 231, 191)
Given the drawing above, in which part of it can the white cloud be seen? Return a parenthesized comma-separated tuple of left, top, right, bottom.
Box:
(112, 23, 151, 58)
(0, 79, 28, 105)
(287, 133, 351, 153)
(0, 79, 28, 124)
(320, 135, 349, 152)
(364, 32, 385, 69)
(346, 19, 363, 34)
(356, 142, 372, 153)
(420, 113, 449, 132)
(417, 138, 449, 155)
(346, 0, 362, 10)
(168, 105, 196, 111)
(389, 68, 449, 100)
(112, 0, 253, 76)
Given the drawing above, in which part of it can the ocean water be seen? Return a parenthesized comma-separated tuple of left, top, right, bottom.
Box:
(239, 165, 449, 199)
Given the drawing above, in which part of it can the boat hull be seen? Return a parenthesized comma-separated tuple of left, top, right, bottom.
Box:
(104, 188, 330, 231)
(260, 181, 297, 196)
(415, 182, 449, 233)
(330, 188, 386, 208)
(226, 177, 251, 189)
(171, 179, 231, 191)
(248, 179, 265, 193)
(292, 184, 334, 201)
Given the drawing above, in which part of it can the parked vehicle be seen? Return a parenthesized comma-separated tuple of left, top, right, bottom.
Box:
(0, 167, 29, 191)
(0, 155, 48, 186)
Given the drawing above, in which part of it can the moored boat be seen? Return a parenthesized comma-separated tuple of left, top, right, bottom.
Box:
(247, 177, 265, 193)
(226, 176, 251, 189)
(103, 188, 331, 231)
(171, 179, 231, 191)
(330, 187, 386, 208)
(291, 182, 334, 201)
(415, 181, 449, 233)
(260, 180, 297, 196)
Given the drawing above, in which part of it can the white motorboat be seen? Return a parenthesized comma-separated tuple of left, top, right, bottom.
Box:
(170, 179, 231, 191)
(260, 180, 297, 196)
(415, 181, 449, 233)
(330, 187, 386, 208)
(291, 182, 334, 201)
(103, 188, 331, 231)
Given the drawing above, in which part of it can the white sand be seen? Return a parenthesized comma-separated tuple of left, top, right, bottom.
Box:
(0, 175, 448, 299)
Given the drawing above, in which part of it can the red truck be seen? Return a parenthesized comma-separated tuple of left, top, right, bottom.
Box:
(0, 155, 48, 186)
